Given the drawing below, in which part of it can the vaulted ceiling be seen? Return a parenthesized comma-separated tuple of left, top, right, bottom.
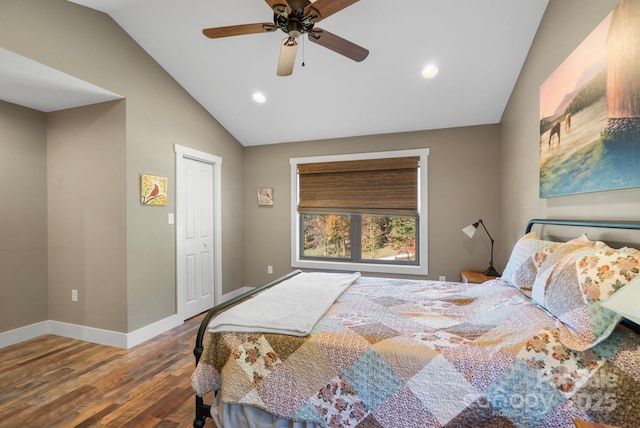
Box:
(4, 0, 549, 146)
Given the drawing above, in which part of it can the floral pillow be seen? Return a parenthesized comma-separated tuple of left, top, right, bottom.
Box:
(531, 234, 598, 304)
(501, 232, 560, 297)
(532, 239, 640, 351)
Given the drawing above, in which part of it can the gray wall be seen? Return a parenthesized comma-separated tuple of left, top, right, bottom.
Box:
(0, 101, 48, 330)
(243, 125, 503, 287)
(500, 0, 640, 259)
(47, 101, 128, 331)
(0, 0, 245, 334)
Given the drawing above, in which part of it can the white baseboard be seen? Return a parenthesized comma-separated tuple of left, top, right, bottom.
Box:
(0, 287, 255, 350)
(0, 321, 49, 349)
(0, 314, 183, 350)
(48, 320, 130, 348)
(49, 314, 184, 349)
(125, 314, 183, 348)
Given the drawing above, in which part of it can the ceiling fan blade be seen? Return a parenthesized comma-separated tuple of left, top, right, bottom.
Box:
(203, 23, 276, 39)
(305, 0, 358, 22)
(264, 0, 289, 15)
(277, 38, 299, 76)
(287, 0, 311, 13)
(308, 29, 368, 62)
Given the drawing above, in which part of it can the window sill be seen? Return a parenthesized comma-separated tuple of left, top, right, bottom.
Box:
(292, 258, 428, 275)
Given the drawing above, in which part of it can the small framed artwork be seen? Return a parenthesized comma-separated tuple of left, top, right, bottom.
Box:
(257, 187, 274, 206)
(140, 174, 168, 206)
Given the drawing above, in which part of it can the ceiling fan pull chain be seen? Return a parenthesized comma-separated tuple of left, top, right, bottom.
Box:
(302, 36, 306, 67)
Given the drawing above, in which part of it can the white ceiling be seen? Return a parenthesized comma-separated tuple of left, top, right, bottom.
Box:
(8, 0, 549, 146)
(0, 48, 122, 112)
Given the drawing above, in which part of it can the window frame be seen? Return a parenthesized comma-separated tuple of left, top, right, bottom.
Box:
(290, 149, 429, 275)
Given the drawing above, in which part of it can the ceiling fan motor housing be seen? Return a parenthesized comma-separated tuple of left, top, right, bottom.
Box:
(273, 10, 315, 39)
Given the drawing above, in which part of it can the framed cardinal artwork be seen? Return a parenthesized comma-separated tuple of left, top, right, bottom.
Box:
(140, 174, 168, 206)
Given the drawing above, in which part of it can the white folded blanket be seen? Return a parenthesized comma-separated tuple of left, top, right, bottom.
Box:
(208, 271, 361, 336)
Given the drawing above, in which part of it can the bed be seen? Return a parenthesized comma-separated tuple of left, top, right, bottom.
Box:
(191, 219, 640, 428)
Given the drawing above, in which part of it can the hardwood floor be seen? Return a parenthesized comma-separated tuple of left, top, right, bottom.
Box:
(0, 313, 215, 428)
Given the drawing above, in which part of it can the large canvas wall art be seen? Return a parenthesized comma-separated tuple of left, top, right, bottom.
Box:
(539, 0, 640, 198)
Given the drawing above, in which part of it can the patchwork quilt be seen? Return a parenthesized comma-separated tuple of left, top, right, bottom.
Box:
(191, 277, 640, 427)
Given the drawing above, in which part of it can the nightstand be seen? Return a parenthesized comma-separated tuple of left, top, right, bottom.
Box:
(460, 270, 498, 284)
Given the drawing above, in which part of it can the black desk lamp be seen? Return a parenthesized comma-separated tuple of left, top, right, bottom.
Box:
(463, 219, 501, 277)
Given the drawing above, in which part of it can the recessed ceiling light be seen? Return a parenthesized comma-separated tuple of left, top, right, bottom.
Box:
(422, 65, 439, 79)
(252, 92, 266, 103)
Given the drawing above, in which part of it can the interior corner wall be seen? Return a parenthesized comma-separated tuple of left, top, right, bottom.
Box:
(47, 101, 128, 332)
(500, 0, 640, 258)
(1, 0, 245, 335)
(0, 101, 48, 333)
(243, 125, 502, 288)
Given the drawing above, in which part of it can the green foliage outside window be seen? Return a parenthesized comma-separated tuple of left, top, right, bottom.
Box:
(303, 214, 416, 263)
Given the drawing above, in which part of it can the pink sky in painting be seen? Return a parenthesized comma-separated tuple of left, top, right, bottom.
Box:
(539, 12, 612, 120)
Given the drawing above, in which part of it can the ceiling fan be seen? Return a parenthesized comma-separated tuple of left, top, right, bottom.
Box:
(202, 0, 369, 76)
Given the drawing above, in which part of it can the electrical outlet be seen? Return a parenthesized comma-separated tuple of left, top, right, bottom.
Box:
(267, 265, 273, 274)
(72, 289, 78, 302)
(439, 276, 446, 281)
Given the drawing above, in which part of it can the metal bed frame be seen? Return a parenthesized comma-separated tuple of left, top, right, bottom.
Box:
(525, 218, 640, 234)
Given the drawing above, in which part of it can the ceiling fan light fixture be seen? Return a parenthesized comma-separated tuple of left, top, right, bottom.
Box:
(422, 64, 439, 79)
(277, 37, 299, 76)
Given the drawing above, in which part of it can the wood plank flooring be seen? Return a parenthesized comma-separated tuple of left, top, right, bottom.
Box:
(0, 313, 215, 428)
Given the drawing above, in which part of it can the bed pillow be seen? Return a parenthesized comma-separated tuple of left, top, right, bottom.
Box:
(532, 239, 640, 351)
(501, 232, 560, 297)
(531, 234, 597, 303)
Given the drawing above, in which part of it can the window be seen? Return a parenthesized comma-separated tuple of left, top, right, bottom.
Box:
(290, 149, 429, 275)
(302, 214, 418, 263)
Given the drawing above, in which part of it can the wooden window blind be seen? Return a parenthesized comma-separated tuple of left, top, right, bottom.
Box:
(297, 156, 419, 217)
